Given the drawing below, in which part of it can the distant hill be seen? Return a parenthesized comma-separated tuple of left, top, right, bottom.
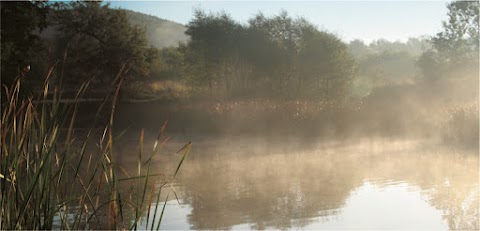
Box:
(38, 9, 189, 49)
(122, 10, 189, 48)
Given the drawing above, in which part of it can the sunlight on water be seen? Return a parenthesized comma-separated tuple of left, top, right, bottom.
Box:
(140, 200, 192, 230)
(144, 178, 479, 230)
(303, 181, 447, 230)
(132, 138, 478, 230)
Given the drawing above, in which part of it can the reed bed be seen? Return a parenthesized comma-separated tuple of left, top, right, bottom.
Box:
(442, 103, 479, 149)
(0, 68, 191, 230)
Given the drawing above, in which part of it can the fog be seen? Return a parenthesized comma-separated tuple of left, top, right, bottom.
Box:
(1, 1, 478, 230)
(105, 136, 478, 230)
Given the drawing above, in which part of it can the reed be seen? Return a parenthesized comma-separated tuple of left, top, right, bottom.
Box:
(0, 68, 191, 230)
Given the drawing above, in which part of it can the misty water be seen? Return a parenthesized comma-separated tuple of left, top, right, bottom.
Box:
(109, 135, 479, 230)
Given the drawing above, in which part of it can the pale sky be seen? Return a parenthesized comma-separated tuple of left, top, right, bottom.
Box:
(108, 1, 450, 43)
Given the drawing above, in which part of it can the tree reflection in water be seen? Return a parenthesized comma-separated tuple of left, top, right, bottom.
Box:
(167, 138, 479, 230)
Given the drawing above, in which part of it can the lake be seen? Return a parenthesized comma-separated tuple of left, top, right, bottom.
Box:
(110, 136, 478, 230)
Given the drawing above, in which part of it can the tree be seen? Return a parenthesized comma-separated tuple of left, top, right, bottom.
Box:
(243, 12, 355, 99)
(51, 1, 158, 86)
(348, 40, 371, 60)
(183, 10, 246, 94)
(433, 1, 479, 64)
(419, 1, 479, 81)
(1, 1, 49, 83)
(182, 10, 356, 101)
(297, 26, 356, 100)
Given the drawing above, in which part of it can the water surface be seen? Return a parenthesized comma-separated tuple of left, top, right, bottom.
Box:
(128, 137, 478, 230)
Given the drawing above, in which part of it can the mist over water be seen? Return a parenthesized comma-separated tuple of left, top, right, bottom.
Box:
(116, 136, 478, 230)
(105, 47, 479, 229)
(2, 1, 478, 230)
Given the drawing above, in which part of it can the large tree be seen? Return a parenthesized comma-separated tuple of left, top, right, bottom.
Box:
(182, 10, 356, 100)
(1, 1, 49, 82)
(51, 1, 158, 86)
(246, 12, 356, 100)
(418, 1, 479, 81)
(432, 0, 479, 64)
(182, 10, 246, 93)
(181, 11, 356, 100)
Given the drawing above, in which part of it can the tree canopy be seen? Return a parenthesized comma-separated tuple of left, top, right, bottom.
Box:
(181, 10, 356, 101)
(1, 1, 49, 82)
(418, 1, 479, 81)
(51, 1, 158, 85)
(3, 1, 474, 102)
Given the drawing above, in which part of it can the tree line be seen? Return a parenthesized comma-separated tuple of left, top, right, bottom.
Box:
(169, 10, 357, 101)
(1, 1, 478, 102)
(1, 1, 157, 91)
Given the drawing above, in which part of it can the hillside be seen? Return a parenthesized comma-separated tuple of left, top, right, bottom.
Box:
(38, 9, 189, 49)
(123, 9, 189, 48)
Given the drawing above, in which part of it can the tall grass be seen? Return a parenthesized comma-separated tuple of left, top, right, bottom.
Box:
(0, 68, 191, 230)
(442, 103, 479, 150)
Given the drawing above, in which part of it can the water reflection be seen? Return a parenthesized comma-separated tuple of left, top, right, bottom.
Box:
(153, 138, 479, 230)
(302, 181, 447, 230)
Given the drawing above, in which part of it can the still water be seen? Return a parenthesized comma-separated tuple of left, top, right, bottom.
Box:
(118, 136, 478, 230)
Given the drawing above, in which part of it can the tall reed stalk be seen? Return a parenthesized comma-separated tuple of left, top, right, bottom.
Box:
(0, 67, 191, 230)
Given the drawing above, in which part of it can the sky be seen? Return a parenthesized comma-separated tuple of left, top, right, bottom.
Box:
(108, 1, 450, 43)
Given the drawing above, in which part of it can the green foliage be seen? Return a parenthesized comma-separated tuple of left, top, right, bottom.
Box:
(348, 38, 430, 60)
(417, 50, 444, 82)
(296, 26, 356, 99)
(0, 1, 50, 84)
(348, 40, 372, 60)
(347, 37, 429, 98)
(359, 52, 417, 85)
(419, 1, 479, 81)
(51, 1, 158, 85)
(182, 11, 245, 92)
(433, 1, 479, 64)
(181, 10, 356, 101)
(369, 38, 431, 57)
(153, 47, 186, 79)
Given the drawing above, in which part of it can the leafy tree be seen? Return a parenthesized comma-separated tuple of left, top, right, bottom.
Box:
(51, 1, 158, 86)
(183, 10, 246, 94)
(347, 38, 429, 98)
(405, 37, 432, 57)
(182, 10, 356, 101)
(348, 39, 371, 60)
(1, 1, 49, 83)
(433, 1, 479, 64)
(241, 12, 356, 100)
(418, 1, 479, 81)
(297, 26, 356, 100)
(349, 38, 430, 59)
(151, 46, 186, 80)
